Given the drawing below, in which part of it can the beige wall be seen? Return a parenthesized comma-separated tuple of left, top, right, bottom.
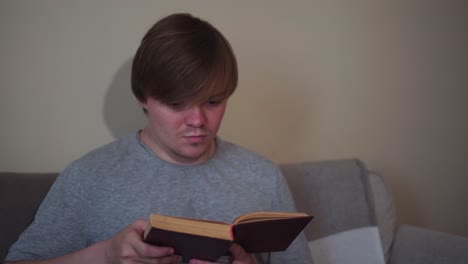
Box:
(1, 1, 467, 236)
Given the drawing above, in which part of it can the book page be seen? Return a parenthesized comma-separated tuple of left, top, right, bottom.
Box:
(233, 211, 310, 224)
(149, 214, 233, 240)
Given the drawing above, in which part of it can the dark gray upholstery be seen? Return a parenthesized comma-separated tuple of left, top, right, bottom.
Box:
(389, 225, 468, 264)
(2, 160, 467, 263)
(0, 172, 58, 261)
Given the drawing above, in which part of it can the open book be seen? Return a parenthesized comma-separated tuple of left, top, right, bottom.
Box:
(143, 211, 313, 261)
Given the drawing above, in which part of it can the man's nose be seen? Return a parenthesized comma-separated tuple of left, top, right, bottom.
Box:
(185, 106, 206, 127)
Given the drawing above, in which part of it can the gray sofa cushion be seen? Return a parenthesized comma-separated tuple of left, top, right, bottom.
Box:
(281, 159, 377, 240)
(281, 159, 386, 263)
(390, 225, 468, 264)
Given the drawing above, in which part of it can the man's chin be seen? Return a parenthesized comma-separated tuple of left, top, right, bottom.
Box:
(177, 147, 213, 164)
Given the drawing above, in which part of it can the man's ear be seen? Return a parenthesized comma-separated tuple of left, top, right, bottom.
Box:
(139, 100, 147, 109)
(139, 100, 148, 114)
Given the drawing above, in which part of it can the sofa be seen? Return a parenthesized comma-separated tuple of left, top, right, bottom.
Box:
(1, 159, 467, 263)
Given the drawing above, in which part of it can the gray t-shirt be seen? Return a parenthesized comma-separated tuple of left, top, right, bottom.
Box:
(6, 132, 312, 263)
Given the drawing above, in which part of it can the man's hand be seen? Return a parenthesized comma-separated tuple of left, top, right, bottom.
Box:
(105, 219, 182, 264)
(188, 243, 256, 264)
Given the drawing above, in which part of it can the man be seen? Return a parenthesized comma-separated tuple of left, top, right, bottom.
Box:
(5, 13, 313, 264)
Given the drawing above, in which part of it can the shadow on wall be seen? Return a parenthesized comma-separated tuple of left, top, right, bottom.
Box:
(103, 59, 146, 139)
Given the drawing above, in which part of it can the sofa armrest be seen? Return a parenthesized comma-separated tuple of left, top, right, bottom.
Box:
(389, 224, 468, 264)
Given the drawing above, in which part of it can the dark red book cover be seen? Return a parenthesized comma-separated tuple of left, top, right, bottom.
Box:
(233, 216, 313, 253)
(143, 214, 313, 261)
(144, 227, 232, 261)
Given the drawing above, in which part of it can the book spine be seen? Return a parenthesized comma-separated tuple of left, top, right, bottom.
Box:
(230, 224, 235, 240)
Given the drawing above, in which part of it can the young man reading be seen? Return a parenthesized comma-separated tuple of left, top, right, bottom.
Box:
(5, 13, 313, 264)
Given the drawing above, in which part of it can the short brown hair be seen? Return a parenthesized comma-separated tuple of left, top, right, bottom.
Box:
(131, 13, 238, 106)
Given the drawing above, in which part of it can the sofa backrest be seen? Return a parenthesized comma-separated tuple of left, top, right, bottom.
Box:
(280, 159, 391, 264)
(0, 172, 58, 261)
(1, 159, 396, 263)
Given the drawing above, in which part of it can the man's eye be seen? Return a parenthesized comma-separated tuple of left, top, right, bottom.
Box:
(168, 102, 184, 110)
(207, 99, 222, 105)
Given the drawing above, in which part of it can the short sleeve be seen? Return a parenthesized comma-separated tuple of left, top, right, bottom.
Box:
(5, 163, 88, 261)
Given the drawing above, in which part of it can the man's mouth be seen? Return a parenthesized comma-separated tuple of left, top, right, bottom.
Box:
(183, 135, 208, 143)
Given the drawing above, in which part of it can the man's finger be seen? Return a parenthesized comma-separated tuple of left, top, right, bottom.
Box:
(229, 243, 256, 263)
(229, 243, 246, 259)
(138, 254, 182, 264)
(133, 240, 175, 258)
(128, 219, 176, 258)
